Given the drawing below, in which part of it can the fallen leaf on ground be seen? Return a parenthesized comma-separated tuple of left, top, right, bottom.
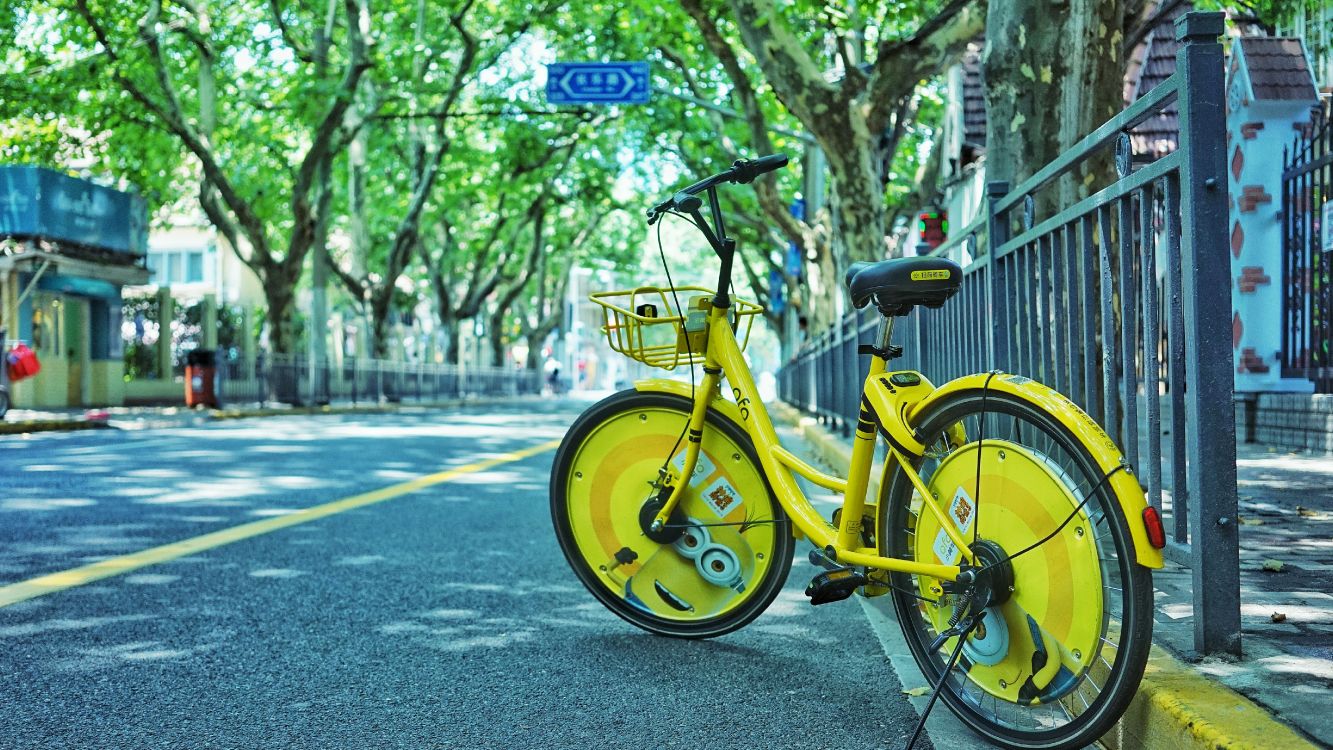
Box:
(1261, 559, 1286, 573)
(1239, 516, 1265, 526)
(1297, 506, 1318, 518)
(1271, 612, 1287, 623)
(902, 687, 931, 697)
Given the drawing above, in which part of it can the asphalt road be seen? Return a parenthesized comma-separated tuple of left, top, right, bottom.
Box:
(0, 399, 933, 750)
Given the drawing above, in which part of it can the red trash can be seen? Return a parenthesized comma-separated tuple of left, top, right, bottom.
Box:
(185, 349, 219, 408)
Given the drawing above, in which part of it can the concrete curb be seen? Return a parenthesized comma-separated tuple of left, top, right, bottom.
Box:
(771, 403, 1319, 750)
(1105, 647, 1317, 750)
(0, 419, 109, 435)
(0, 396, 547, 435)
(207, 395, 544, 421)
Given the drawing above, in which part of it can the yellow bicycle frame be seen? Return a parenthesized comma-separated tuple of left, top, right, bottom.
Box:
(641, 302, 1164, 583)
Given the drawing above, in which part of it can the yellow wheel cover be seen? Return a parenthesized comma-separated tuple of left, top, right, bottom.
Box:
(564, 406, 779, 621)
(912, 440, 1105, 704)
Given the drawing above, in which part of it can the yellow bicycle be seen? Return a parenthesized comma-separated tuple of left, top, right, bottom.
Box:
(550, 155, 1165, 750)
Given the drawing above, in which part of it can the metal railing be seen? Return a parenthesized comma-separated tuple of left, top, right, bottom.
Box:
(779, 12, 1239, 656)
(216, 354, 542, 407)
(1282, 98, 1333, 392)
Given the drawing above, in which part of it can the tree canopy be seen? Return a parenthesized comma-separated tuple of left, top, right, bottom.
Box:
(0, 1, 1291, 363)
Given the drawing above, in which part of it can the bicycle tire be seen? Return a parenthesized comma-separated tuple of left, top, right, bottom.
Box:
(880, 389, 1153, 750)
(551, 390, 793, 639)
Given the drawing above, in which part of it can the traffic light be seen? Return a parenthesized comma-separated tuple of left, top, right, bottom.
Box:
(918, 210, 948, 250)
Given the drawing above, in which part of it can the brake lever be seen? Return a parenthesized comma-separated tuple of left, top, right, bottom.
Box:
(647, 196, 676, 225)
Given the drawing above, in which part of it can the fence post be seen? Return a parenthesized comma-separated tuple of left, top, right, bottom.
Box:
(985, 181, 1012, 371)
(1175, 10, 1240, 657)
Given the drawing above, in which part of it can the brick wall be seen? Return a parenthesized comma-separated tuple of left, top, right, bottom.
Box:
(1235, 394, 1333, 453)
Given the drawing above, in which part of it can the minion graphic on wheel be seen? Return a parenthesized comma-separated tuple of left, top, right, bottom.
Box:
(597, 472, 760, 619)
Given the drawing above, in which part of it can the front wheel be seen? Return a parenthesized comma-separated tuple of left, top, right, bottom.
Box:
(551, 390, 793, 638)
(881, 390, 1153, 750)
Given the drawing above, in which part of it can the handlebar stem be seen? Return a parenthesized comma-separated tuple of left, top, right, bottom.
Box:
(707, 187, 727, 242)
(686, 208, 733, 310)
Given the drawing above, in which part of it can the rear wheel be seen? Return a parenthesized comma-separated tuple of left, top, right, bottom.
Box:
(551, 390, 793, 638)
(881, 390, 1153, 750)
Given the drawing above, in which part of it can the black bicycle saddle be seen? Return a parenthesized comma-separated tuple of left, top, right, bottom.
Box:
(845, 257, 963, 316)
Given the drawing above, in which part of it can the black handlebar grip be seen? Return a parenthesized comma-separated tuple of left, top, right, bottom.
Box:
(731, 153, 789, 184)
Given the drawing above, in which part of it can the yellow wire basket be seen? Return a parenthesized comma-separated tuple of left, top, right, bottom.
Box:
(589, 285, 764, 370)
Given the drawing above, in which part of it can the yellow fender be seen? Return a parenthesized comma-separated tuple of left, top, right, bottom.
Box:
(885, 372, 1164, 569)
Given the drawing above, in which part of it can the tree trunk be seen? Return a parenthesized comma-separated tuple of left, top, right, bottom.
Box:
(825, 138, 887, 265)
(439, 316, 460, 365)
(984, 0, 1129, 206)
(983, 2, 1069, 191)
(486, 308, 507, 367)
(370, 292, 393, 359)
(525, 331, 544, 371)
(1060, 0, 1128, 205)
(264, 280, 299, 357)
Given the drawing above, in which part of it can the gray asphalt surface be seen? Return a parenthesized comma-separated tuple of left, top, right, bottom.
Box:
(0, 399, 932, 749)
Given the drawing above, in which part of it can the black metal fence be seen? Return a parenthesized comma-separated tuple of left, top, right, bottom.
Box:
(779, 13, 1239, 656)
(216, 354, 542, 406)
(1282, 99, 1333, 393)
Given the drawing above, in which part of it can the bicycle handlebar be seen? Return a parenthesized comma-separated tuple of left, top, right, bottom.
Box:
(646, 153, 788, 224)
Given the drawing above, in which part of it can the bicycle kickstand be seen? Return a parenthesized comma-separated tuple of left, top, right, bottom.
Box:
(902, 610, 986, 750)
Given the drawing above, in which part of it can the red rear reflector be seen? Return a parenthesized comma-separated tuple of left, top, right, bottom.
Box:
(1143, 507, 1166, 549)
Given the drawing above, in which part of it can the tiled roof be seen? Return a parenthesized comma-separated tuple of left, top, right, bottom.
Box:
(1128, 3, 1189, 157)
(1238, 37, 1317, 100)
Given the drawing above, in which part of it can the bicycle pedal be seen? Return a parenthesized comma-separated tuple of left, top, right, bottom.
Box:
(805, 568, 868, 605)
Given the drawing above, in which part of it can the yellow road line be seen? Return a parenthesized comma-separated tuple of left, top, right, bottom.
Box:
(0, 438, 561, 609)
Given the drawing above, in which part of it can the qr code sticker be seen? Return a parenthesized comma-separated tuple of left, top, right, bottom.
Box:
(700, 477, 743, 518)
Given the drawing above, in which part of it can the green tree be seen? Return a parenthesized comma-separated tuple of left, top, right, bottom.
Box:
(329, 0, 534, 358)
(4, 0, 372, 355)
(671, 0, 985, 295)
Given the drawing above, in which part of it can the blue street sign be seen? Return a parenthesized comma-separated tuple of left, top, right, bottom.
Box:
(785, 242, 802, 280)
(546, 62, 650, 105)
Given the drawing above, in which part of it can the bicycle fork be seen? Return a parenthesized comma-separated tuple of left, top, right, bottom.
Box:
(648, 366, 723, 534)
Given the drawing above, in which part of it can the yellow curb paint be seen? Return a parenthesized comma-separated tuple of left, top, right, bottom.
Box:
(0, 438, 561, 609)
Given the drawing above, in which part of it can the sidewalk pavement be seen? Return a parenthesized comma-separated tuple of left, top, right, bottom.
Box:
(774, 403, 1328, 750)
(1151, 443, 1333, 748)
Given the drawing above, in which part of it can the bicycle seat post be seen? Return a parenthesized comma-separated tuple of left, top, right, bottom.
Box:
(878, 317, 895, 353)
(857, 316, 903, 370)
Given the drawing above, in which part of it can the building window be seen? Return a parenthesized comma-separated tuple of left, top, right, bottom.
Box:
(147, 247, 211, 286)
(166, 253, 181, 285)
